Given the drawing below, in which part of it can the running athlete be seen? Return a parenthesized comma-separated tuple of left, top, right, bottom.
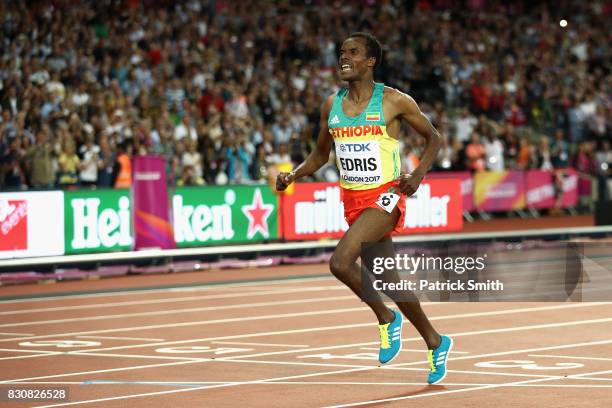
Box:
(276, 32, 452, 384)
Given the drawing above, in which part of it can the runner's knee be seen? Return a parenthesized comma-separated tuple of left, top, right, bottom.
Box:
(329, 253, 352, 278)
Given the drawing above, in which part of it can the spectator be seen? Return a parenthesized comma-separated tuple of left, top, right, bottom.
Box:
(57, 140, 80, 189)
(465, 133, 486, 171)
(181, 138, 203, 181)
(97, 136, 116, 188)
(551, 129, 570, 168)
(535, 137, 554, 171)
(79, 135, 100, 188)
(402, 143, 420, 173)
(177, 165, 204, 187)
(113, 143, 132, 188)
(516, 137, 534, 170)
(268, 143, 292, 166)
(484, 133, 504, 171)
(26, 130, 54, 189)
(225, 138, 252, 184)
(453, 107, 477, 143)
(174, 115, 198, 142)
(271, 114, 294, 146)
(449, 136, 466, 171)
(251, 143, 270, 183)
(1, 137, 26, 189)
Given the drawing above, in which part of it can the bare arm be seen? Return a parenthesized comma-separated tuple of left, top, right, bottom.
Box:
(276, 94, 334, 191)
(389, 90, 442, 195)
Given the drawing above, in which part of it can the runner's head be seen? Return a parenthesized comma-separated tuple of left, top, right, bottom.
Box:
(339, 32, 382, 82)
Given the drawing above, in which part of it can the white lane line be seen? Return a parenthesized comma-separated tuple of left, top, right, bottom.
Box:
(0, 295, 359, 329)
(77, 336, 165, 342)
(323, 369, 612, 407)
(29, 360, 612, 407)
(43, 302, 603, 354)
(528, 354, 612, 362)
(0, 348, 63, 361)
(15, 380, 612, 388)
(0, 348, 58, 354)
(211, 341, 309, 348)
(359, 347, 469, 354)
(212, 358, 557, 379)
(0, 332, 34, 336)
(566, 369, 612, 379)
(67, 352, 204, 361)
(215, 316, 612, 361)
(0, 286, 344, 316)
(0, 276, 336, 305)
(0, 360, 207, 384)
(0, 306, 369, 345)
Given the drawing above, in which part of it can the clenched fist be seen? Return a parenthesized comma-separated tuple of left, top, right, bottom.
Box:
(397, 172, 424, 197)
(276, 171, 296, 192)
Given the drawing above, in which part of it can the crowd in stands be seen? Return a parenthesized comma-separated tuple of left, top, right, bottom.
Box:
(0, 0, 610, 198)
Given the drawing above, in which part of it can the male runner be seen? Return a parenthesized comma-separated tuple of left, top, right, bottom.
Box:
(276, 32, 452, 384)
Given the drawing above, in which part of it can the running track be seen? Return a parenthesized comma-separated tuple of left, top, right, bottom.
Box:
(0, 264, 611, 407)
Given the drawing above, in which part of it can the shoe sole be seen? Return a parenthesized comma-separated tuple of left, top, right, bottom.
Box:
(379, 316, 403, 365)
(429, 336, 453, 385)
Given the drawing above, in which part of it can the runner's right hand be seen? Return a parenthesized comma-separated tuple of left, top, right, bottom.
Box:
(276, 171, 296, 191)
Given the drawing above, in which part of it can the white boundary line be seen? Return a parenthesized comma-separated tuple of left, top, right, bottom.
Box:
(11, 380, 612, 388)
(0, 307, 369, 344)
(0, 276, 336, 305)
(323, 369, 612, 408)
(529, 354, 612, 362)
(29, 363, 612, 407)
(0, 286, 345, 315)
(211, 341, 309, 348)
(76, 336, 165, 342)
(0, 295, 358, 329)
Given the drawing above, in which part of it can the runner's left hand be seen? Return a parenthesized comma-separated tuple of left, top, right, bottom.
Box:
(397, 172, 424, 197)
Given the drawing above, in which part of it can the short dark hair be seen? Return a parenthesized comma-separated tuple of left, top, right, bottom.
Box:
(348, 32, 382, 69)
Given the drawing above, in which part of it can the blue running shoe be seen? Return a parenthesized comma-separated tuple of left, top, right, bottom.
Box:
(427, 335, 453, 384)
(378, 310, 403, 364)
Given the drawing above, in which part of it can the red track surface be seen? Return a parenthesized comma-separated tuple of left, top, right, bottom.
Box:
(1, 266, 611, 407)
(0, 213, 608, 407)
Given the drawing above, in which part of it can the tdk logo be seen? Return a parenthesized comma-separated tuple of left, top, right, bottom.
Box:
(342, 143, 371, 152)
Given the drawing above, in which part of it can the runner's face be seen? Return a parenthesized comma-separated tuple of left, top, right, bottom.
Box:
(339, 38, 374, 81)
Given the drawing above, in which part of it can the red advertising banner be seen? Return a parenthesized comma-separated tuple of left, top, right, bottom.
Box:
(281, 183, 347, 241)
(525, 170, 555, 209)
(132, 155, 175, 250)
(281, 180, 463, 240)
(474, 171, 525, 211)
(401, 179, 463, 233)
(426, 171, 474, 211)
(0, 199, 27, 251)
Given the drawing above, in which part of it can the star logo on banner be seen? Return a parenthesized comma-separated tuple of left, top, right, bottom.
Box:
(242, 188, 274, 239)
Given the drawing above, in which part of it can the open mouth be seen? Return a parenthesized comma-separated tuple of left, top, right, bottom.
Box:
(340, 64, 352, 72)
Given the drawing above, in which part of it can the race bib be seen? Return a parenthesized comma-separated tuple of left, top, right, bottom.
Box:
(335, 141, 382, 184)
(376, 193, 400, 213)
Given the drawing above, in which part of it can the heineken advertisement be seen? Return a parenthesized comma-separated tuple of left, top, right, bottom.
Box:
(172, 185, 278, 247)
(64, 185, 278, 254)
(64, 189, 132, 254)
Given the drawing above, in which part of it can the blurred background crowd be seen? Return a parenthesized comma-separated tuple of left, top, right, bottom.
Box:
(0, 0, 610, 197)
